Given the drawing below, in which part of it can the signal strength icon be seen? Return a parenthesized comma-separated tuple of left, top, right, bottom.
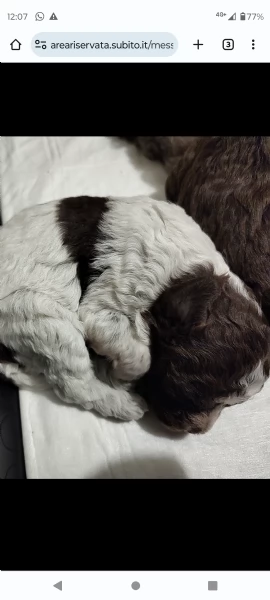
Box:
(228, 12, 236, 20)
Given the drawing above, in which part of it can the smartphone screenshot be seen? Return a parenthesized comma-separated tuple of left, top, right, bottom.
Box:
(0, 0, 269, 482)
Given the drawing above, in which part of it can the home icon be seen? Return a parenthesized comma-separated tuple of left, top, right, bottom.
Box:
(10, 39, 22, 50)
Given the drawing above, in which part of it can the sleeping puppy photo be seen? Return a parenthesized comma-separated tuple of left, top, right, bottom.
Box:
(121, 136, 270, 323)
(0, 195, 269, 434)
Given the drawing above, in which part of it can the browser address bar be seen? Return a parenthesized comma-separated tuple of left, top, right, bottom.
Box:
(32, 32, 178, 56)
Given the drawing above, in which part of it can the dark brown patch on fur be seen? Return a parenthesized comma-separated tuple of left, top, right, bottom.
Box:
(122, 136, 270, 323)
(136, 265, 270, 433)
(57, 196, 108, 296)
(165, 136, 270, 322)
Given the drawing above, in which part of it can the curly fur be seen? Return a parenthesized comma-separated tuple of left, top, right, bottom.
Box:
(0, 195, 269, 432)
(136, 266, 269, 433)
(122, 136, 270, 323)
(120, 136, 200, 172)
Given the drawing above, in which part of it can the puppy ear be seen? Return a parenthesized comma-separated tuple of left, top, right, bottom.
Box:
(151, 267, 217, 337)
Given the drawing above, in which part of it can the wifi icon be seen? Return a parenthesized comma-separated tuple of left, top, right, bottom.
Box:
(228, 12, 236, 20)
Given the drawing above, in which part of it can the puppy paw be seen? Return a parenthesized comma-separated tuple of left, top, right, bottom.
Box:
(91, 388, 148, 422)
(111, 345, 151, 382)
(120, 392, 148, 421)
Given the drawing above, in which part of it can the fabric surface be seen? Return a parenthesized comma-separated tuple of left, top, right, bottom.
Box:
(0, 211, 26, 479)
(2, 136, 270, 479)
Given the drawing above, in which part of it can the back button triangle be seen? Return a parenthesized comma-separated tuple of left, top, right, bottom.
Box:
(53, 582, 62, 591)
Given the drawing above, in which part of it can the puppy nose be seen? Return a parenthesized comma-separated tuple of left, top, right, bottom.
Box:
(163, 422, 204, 435)
(188, 406, 223, 434)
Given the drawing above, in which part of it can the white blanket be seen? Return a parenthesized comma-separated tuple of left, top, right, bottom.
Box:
(2, 136, 270, 479)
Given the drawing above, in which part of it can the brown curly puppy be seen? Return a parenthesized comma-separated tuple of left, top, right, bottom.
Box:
(121, 136, 270, 323)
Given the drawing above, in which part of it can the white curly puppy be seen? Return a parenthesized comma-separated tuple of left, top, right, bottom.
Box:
(0, 196, 269, 432)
